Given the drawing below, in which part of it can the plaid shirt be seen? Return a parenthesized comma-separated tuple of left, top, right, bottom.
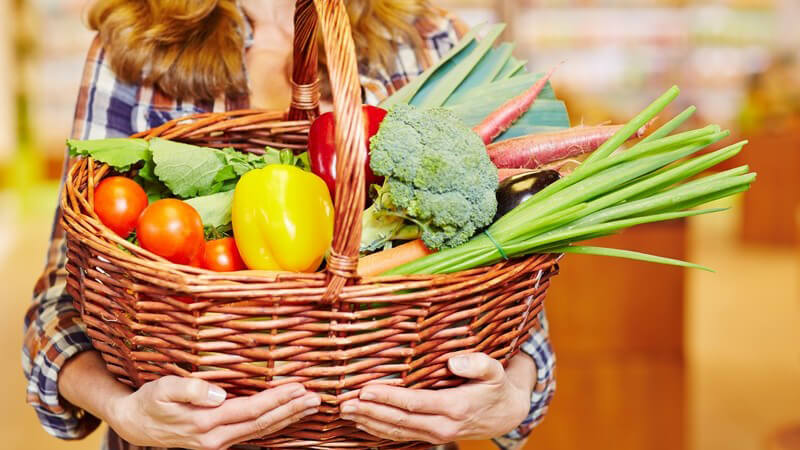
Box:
(23, 10, 556, 450)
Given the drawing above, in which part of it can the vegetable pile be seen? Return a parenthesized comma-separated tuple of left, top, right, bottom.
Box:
(387, 88, 754, 275)
(70, 25, 754, 279)
(71, 138, 330, 272)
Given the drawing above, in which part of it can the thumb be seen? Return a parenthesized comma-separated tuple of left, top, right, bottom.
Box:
(448, 353, 505, 383)
(155, 376, 227, 407)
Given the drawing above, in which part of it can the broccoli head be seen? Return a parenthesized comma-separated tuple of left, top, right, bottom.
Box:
(367, 104, 498, 250)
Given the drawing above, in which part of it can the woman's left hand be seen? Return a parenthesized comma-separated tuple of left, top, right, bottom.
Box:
(340, 352, 536, 444)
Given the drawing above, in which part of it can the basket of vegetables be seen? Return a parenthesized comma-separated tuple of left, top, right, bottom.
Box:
(60, 1, 755, 448)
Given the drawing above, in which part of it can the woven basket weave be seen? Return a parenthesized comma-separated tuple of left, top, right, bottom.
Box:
(61, 1, 559, 448)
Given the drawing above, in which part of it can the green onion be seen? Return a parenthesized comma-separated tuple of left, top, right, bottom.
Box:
(640, 105, 696, 143)
(551, 246, 714, 272)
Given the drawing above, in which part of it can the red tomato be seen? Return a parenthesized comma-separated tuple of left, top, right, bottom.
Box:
(136, 199, 205, 266)
(202, 238, 246, 272)
(93, 176, 148, 237)
(308, 105, 387, 199)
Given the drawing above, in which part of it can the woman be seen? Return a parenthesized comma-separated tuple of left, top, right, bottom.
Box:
(23, 1, 556, 449)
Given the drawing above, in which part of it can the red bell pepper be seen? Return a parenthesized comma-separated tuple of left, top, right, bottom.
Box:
(308, 105, 387, 200)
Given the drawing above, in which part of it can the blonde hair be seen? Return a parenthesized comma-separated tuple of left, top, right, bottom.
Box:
(347, 0, 431, 69)
(88, 0, 433, 100)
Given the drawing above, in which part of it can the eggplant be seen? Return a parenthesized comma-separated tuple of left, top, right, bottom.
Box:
(495, 169, 560, 220)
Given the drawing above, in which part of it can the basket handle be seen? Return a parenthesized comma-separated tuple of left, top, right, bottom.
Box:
(291, 0, 367, 302)
(288, 0, 320, 121)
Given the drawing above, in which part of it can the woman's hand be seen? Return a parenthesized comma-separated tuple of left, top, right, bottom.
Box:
(340, 352, 536, 444)
(59, 351, 320, 450)
(107, 376, 320, 450)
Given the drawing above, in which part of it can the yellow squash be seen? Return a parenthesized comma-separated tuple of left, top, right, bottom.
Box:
(232, 165, 334, 272)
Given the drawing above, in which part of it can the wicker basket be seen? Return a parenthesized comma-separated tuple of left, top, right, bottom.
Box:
(60, 1, 559, 448)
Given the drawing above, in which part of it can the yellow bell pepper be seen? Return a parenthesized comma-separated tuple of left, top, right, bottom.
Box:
(232, 165, 334, 272)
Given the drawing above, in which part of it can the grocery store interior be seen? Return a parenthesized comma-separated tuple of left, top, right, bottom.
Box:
(1, 0, 798, 449)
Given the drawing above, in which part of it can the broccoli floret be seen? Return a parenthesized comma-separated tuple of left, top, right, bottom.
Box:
(365, 104, 498, 250)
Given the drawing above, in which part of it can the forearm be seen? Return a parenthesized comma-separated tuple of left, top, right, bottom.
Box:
(58, 350, 132, 423)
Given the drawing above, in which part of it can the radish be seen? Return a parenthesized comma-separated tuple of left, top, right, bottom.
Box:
(487, 123, 651, 169)
(472, 66, 558, 145)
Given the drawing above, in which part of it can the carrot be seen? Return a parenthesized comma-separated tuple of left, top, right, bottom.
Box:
(487, 123, 651, 169)
(357, 239, 433, 277)
(472, 66, 558, 145)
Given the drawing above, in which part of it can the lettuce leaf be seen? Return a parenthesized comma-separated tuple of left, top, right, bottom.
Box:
(67, 138, 150, 172)
(185, 190, 235, 229)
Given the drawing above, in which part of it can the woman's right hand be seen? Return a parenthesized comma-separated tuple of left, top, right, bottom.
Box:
(106, 376, 320, 450)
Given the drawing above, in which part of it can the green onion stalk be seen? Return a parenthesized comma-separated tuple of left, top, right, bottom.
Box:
(386, 86, 756, 275)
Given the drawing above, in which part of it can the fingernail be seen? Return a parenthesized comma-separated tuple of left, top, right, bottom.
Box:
(304, 395, 321, 407)
(304, 408, 318, 416)
(449, 355, 470, 372)
(341, 414, 353, 420)
(341, 403, 356, 413)
(207, 385, 226, 404)
(360, 391, 376, 401)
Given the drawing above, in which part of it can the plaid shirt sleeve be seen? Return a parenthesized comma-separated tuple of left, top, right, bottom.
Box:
(361, 13, 558, 449)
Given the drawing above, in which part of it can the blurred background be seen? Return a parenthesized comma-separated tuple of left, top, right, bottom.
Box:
(1, 0, 798, 449)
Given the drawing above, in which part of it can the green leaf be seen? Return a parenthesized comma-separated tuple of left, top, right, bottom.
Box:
(219, 147, 256, 176)
(213, 165, 237, 184)
(552, 245, 714, 272)
(150, 138, 227, 198)
(137, 157, 157, 182)
(445, 43, 514, 105)
(495, 56, 527, 80)
(66, 138, 150, 172)
(450, 98, 569, 130)
(261, 147, 284, 165)
(380, 25, 485, 109)
(447, 72, 558, 107)
(184, 190, 235, 229)
(411, 24, 506, 108)
(294, 151, 311, 171)
(137, 178, 171, 203)
(204, 223, 233, 240)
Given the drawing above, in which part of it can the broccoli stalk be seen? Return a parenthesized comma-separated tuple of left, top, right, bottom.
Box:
(360, 104, 499, 251)
(360, 185, 420, 253)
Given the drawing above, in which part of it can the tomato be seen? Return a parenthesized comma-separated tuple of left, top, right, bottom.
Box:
(202, 237, 246, 272)
(308, 105, 387, 199)
(93, 176, 148, 237)
(136, 199, 205, 266)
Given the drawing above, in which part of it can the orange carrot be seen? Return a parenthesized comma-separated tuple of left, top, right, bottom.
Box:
(357, 239, 434, 277)
(472, 66, 558, 145)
